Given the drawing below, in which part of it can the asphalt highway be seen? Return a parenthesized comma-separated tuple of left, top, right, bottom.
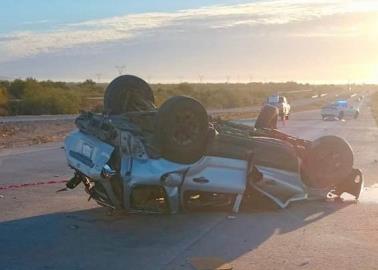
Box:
(0, 142, 71, 185)
(1, 101, 378, 270)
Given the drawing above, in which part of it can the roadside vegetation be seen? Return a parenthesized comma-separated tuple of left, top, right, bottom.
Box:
(152, 82, 347, 109)
(370, 91, 378, 126)
(0, 78, 374, 116)
(0, 86, 8, 115)
(0, 78, 103, 115)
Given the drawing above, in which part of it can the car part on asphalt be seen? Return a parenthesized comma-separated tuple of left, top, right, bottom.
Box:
(63, 75, 363, 214)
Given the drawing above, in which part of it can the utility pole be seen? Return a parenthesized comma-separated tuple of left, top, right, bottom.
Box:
(95, 73, 102, 83)
(249, 74, 253, 91)
(198, 74, 204, 84)
(348, 80, 352, 92)
(115, 65, 126, 75)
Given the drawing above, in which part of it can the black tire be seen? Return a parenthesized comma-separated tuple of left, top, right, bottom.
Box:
(255, 105, 278, 129)
(338, 111, 344, 120)
(104, 75, 155, 115)
(354, 111, 359, 119)
(156, 96, 209, 164)
(285, 114, 289, 120)
(301, 136, 353, 188)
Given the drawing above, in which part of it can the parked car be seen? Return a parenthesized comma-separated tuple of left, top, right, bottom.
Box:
(321, 100, 359, 120)
(266, 95, 291, 120)
(62, 75, 363, 214)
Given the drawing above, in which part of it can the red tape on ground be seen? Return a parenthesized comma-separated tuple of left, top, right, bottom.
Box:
(0, 179, 68, 190)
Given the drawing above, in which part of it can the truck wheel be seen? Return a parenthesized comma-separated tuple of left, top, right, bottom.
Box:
(354, 111, 359, 119)
(156, 96, 209, 164)
(104, 75, 155, 115)
(338, 111, 344, 120)
(301, 136, 353, 188)
(285, 114, 289, 120)
(255, 105, 278, 129)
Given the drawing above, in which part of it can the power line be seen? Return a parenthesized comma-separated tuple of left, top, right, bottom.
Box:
(198, 74, 204, 83)
(95, 73, 102, 83)
(115, 65, 126, 75)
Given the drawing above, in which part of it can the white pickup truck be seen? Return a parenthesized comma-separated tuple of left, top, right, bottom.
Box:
(266, 95, 291, 120)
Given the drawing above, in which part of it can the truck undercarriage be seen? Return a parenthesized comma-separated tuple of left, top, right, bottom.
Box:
(63, 75, 363, 214)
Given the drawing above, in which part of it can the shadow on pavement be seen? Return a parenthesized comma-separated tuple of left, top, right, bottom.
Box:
(0, 200, 352, 270)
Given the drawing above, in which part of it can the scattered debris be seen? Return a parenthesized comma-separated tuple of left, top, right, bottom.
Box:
(56, 187, 68, 193)
(106, 209, 127, 217)
(298, 260, 310, 267)
(0, 194, 4, 198)
(69, 224, 79, 230)
(189, 257, 233, 270)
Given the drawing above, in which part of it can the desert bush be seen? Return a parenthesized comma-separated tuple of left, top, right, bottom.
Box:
(371, 91, 378, 126)
(2, 77, 368, 115)
(0, 87, 8, 106)
(20, 84, 81, 115)
(152, 83, 279, 109)
(0, 86, 8, 115)
(40, 80, 69, 90)
(8, 79, 26, 98)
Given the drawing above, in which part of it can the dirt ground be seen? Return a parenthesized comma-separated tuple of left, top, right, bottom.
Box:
(0, 120, 75, 150)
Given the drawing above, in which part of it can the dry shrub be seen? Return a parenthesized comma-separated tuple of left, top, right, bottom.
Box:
(371, 92, 378, 125)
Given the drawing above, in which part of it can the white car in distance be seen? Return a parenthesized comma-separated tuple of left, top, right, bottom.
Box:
(266, 95, 291, 120)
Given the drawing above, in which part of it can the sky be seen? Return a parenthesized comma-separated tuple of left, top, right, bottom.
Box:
(0, 0, 378, 83)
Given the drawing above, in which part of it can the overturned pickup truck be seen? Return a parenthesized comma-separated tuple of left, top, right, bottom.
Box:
(63, 75, 363, 214)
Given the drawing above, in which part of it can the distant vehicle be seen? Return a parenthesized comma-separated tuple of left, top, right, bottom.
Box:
(321, 100, 359, 120)
(266, 95, 291, 120)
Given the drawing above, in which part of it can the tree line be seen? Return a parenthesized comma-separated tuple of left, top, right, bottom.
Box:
(0, 77, 369, 116)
